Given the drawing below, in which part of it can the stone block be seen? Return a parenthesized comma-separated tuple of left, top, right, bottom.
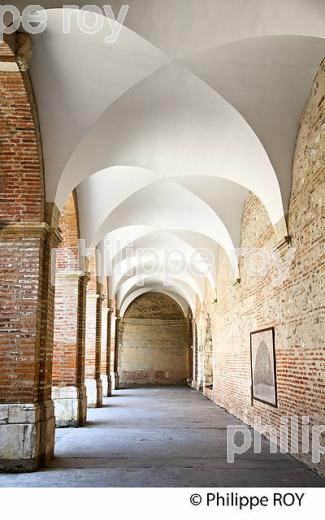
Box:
(0, 405, 9, 424)
(8, 403, 39, 424)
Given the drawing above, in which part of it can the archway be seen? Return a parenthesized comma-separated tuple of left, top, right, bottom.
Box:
(117, 292, 188, 387)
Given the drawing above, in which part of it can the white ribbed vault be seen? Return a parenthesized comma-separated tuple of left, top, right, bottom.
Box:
(15, 0, 325, 309)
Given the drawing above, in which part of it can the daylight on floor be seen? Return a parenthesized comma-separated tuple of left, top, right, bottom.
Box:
(0, 0, 324, 511)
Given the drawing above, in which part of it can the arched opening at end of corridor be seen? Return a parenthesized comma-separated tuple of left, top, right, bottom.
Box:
(116, 293, 192, 388)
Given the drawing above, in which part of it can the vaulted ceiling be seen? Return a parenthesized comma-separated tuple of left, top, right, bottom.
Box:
(17, 0, 325, 313)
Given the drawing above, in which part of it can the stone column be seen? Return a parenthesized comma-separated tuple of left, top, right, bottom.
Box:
(0, 221, 61, 471)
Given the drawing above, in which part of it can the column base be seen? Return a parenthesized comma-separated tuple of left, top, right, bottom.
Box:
(39, 400, 55, 467)
(100, 375, 107, 397)
(110, 371, 119, 390)
(52, 385, 87, 427)
(0, 401, 55, 473)
(101, 374, 113, 396)
(101, 374, 113, 397)
(107, 373, 113, 396)
(85, 379, 103, 408)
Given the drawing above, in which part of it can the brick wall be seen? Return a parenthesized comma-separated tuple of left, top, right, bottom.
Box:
(0, 35, 59, 467)
(0, 37, 44, 224)
(52, 192, 80, 387)
(85, 255, 97, 381)
(0, 36, 45, 404)
(100, 278, 109, 394)
(0, 232, 44, 403)
(195, 60, 325, 476)
(85, 254, 103, 406)
(118, 293, 188, 386)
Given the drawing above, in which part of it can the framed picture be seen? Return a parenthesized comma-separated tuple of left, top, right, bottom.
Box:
(250, 327, 277, 407)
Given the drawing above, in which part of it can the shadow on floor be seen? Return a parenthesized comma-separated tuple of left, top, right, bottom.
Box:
(0, 387, 324, 487)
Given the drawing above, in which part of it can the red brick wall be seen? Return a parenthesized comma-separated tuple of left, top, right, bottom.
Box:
(0, 38, 44, 224)
(110, 294, 117, 374)
(0, 231, 44, 402)
(52, 192, 80, 387)
(85, 255, 98, 380)
(195, 60, 325, 476)
(0, 36, 46, 404)
(100, 278, 108, 379)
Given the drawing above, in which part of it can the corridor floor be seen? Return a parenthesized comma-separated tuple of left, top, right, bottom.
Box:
(0, 387, 324, 487)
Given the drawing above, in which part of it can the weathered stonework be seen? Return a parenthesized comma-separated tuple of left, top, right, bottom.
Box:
(52, 386, 87, 428)
(0, 403, 41, 472)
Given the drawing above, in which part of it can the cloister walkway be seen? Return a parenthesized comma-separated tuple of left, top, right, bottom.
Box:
(0, 387, 323, 487)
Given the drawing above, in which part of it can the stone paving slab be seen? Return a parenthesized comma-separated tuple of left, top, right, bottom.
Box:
(0, 387, 324, 487)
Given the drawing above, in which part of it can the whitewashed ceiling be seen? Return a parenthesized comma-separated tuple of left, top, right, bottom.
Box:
(17, 0, 325, 311)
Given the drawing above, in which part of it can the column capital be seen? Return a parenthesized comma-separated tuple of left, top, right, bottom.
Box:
(80, 271, 91, 284)
(273, 235, 292, 260)
(0, 222, 62, 244)
(15, 32, 32, 72)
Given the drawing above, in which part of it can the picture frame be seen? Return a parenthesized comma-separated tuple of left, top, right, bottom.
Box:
(250, 327, 277, 407)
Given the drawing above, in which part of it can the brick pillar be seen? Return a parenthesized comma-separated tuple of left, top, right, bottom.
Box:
(0, 34, 59, 472)
(38, 210, 62, 465)
(113, 312, 121, 390)
(85, 267, 103, 408)
(186, 316, 194, 385)
(191, 320, 197, 389)
(95, 284, 104, 406)
(52, 272, 88, 427)
(76, 272, 90, 395)
(0, 221, 60, 471)
(100, 282, 109, 397)
(106, 304, 114, 396)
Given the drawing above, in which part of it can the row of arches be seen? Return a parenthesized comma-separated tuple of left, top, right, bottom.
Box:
(13, 2, 325, 278)
(0, 1, 324, 477)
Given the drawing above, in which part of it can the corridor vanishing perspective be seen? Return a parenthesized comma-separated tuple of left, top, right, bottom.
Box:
(0, 0, 324, 488)
(0, 387, 323, 487)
